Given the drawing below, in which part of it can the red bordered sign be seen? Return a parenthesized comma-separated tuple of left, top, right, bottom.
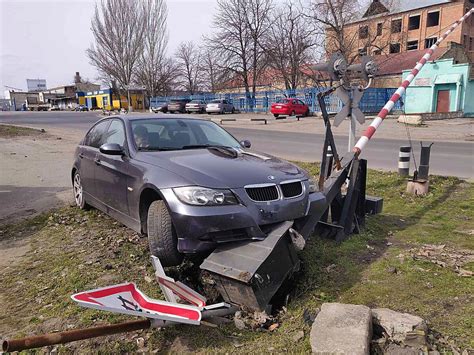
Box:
(71, 282, 201, 325)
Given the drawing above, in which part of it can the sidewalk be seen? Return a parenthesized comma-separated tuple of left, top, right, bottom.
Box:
(210, 113, 473, 143)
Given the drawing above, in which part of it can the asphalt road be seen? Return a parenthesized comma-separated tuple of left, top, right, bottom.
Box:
(1, 111, 473, 178)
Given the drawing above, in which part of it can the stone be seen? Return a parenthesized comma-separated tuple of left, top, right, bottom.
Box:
(293, 330, 305, 342)
(310, 303, 372, 355)
(372, 308, 427, 344)
(397, 115, 423, 125)
(406, 180, 429, 195)
(384, 343, 418, 355)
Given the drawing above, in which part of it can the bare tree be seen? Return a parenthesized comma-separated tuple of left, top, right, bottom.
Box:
(265, 2, 318, 90)
(307, 0, 397, 64)
(200, 47, 231, 92)
(207, 0, 272, 98)
(156, 57, 178, 96)
(174, 41, 202, 95)
(87, 0, 147, 106)
(136, 0, 169, 98)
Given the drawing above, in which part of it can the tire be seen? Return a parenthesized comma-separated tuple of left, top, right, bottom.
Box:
(147, 200, 183, 266)
(273, 114, 279, 118)
(304, 109, 310, 117)
(73, 171, 89, 210)
(291, 110, 296, 117)
(231, 107, 235, 114)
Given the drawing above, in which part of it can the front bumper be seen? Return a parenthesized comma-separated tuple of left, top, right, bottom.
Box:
(160, 186, 327, 254)
(206, 107, 222, 113)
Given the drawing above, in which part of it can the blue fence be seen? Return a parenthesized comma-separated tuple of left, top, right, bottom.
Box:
(150, 87, 403, 114)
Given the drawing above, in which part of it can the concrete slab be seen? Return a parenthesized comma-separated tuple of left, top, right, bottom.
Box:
(397, 115, 423, 125)
(310, 303, 372, 355)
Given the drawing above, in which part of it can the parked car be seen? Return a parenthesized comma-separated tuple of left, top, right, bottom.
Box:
(71, 116, 319, 266)
(49, 105, 60, 111)
(185, 100, 206, 114)
(168, 99, 191, 113)
(151, 102, 168, 113)
(270, 98, 309, 118)
(75, 105, 89, 112)
(206, 99, 235, 114)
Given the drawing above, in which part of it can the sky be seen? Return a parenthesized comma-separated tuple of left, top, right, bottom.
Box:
(0, 0, 217, 95)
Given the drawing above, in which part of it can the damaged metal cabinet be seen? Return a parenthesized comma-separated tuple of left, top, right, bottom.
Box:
(200, 221, 299, 311)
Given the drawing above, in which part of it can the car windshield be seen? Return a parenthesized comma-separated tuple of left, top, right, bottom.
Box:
(131, 118, 241, 151)
(209, 100, 221, 104)
(190, 100, 202, 104)
(276, 98, 291, 103)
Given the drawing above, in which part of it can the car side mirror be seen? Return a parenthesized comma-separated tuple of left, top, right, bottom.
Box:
(240, 140, 251, 148)
(100, 143, 124, 155)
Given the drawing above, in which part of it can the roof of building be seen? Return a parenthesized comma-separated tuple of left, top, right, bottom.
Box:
(351, 0, 452, 24)
(375, 47, 447, 76)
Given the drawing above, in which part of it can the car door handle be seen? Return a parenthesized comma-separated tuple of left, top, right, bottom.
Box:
(94, 158, 101, 165)
(79, 153, 84, 159)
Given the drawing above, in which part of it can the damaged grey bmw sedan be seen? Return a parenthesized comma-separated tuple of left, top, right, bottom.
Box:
(72, 116, 323, 266)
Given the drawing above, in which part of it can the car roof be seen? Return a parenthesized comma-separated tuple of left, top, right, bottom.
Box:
(113, 115, 208, 122)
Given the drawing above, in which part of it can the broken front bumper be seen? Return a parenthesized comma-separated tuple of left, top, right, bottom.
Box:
(160, 188, 327, 254)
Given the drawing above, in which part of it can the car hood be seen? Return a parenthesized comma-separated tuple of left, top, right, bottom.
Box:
(136, 148, 306, 188)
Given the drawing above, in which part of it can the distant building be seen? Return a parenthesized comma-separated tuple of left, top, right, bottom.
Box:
(403, 57, 474, 116)
(5, 72, 100, 110)
(84, 88, 146, 111)
(327, 0, 474, 61)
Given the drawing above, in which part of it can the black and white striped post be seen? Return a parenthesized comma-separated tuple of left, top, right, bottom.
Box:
(324, 145, 334, 179)
(398, 146, 411, 176)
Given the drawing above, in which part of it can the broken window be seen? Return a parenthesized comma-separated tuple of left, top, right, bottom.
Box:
(408, 15, 420, 30)
(389, 43, 401, 53)
(407, 40, 419, 51)
(391, 19, 402, 33)
(425, 37, 437, 48)
(359, 26, 369, 39)
(427, 11, 440, 27)
(377, 23, 383, 36)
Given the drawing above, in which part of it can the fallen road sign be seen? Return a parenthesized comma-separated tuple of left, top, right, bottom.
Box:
(71, 282, 202, 325)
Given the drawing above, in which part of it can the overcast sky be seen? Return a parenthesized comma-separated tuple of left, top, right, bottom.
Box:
(0, 0, 217, 95)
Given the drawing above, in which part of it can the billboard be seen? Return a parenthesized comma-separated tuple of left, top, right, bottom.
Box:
(26, 79, 47, 92)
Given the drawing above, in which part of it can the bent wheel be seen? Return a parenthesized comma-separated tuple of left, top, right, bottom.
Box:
(147, 200, 183, 266)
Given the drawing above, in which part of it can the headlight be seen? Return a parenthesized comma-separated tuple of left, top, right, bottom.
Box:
(173, 186, 239, 206)
(308, 177, 318, 193)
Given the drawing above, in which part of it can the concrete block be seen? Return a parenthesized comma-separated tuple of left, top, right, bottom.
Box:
(310, 303, 372, 355)
(406, 180, 429, 195)
(372, 308, 427, 344)
(397, 115, 423, 125)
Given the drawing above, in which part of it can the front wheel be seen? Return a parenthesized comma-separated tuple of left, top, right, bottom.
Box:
(73, 171, 89, 210)
(147, 200, 183, 267)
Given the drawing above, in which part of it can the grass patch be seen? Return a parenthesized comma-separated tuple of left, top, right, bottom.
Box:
(0, 124, 45, 138)
(0, 164, 472, 352)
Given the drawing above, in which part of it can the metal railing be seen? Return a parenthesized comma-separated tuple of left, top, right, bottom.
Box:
(150, 87, 403, 114)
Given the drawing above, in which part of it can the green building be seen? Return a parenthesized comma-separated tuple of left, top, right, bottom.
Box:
(403, 58, 474, 117)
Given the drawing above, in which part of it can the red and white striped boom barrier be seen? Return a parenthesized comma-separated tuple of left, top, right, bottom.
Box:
(353, 8, 474, 157)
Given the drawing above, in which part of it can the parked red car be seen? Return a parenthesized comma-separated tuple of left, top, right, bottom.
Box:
(270, 98, 310, 118)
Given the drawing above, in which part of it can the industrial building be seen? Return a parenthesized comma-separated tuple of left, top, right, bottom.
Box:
(84, 88, 146, 111)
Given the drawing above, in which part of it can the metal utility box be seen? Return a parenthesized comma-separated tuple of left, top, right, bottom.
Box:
(200, 221, 300, 311)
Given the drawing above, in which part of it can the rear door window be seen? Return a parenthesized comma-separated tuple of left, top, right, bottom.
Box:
(84, 120, 110, 148)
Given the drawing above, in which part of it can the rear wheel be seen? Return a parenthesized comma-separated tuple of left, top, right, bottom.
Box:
(147, 200, 183, 267)
(73, 171, 89, 210)
(273, 114, 279, 118)
(291, 110, 296, 117)
(231, 107, 235, 114)
(304, 109, 310, 117)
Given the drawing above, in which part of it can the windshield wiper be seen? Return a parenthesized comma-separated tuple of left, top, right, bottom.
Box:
(182, 144, 240, 158)
(137, 147, 177, 151)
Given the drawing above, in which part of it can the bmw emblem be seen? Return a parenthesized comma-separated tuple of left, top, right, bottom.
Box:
(267, 175, 275, 180)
